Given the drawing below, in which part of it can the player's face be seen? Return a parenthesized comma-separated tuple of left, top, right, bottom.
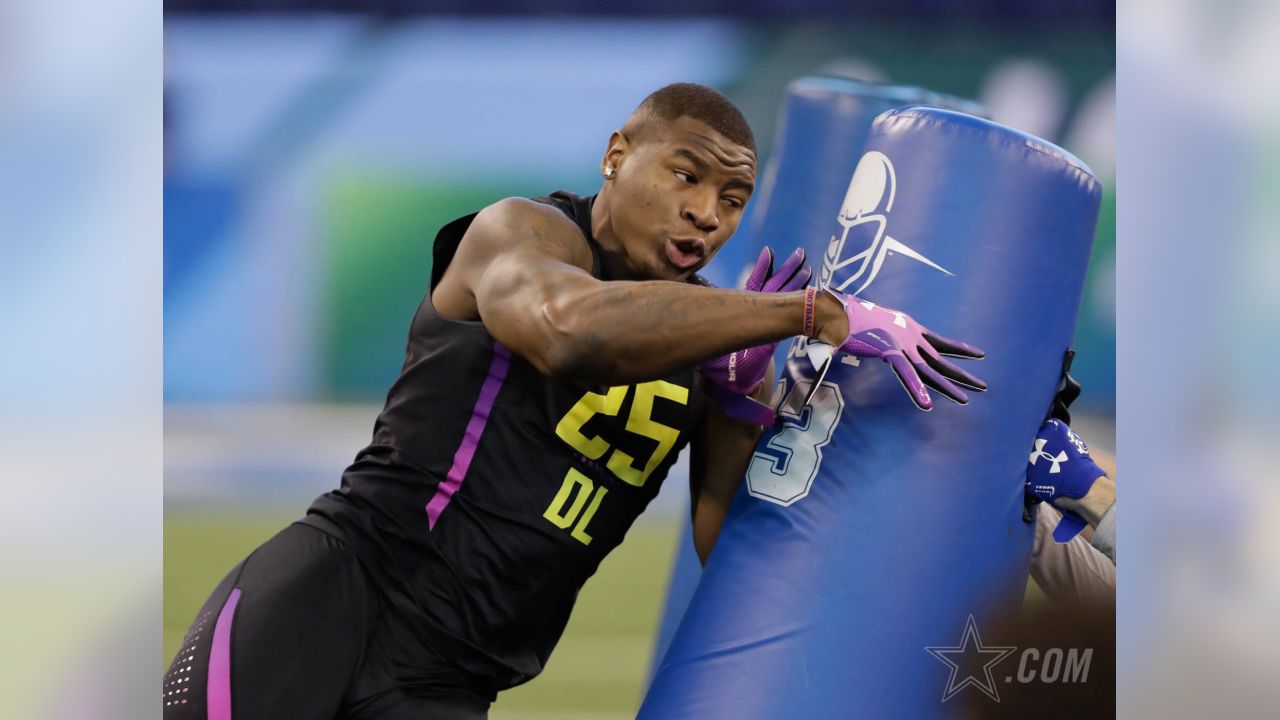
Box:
(607, 117, 756, 281)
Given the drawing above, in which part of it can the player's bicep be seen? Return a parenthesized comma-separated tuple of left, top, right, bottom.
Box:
(476, 251, 595, 374)
(464, 199, 597, 374)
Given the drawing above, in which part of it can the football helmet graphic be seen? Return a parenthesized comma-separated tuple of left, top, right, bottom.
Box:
(820, 151, 953, 295)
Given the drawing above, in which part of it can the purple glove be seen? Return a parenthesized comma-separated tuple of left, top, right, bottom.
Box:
(824, 288, 986, 411)
(1026, 418, 1107, 543)
(701, 247, 812, 422)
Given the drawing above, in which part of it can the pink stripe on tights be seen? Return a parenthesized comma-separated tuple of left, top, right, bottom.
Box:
(206, 587, 241, 720)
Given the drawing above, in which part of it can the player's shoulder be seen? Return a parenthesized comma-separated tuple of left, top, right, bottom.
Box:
(465, 196, 593, 269)
(475, 196, 563, 227)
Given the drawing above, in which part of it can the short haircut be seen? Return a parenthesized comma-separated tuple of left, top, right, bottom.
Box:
(632, 83, 756, 156)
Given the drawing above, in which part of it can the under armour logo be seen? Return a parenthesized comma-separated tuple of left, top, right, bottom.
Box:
(820, 151, 954, 295)
(1029, 439, 1068, 474)
(857, 299, 909, 328)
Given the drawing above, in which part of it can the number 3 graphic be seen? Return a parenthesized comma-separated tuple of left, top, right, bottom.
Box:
(745, 379, 845, 506)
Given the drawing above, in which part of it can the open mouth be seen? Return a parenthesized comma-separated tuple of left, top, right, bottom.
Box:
(665, 237, 706, 271)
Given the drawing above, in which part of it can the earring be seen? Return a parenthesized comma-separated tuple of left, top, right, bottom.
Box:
(604, 166, 615, 178)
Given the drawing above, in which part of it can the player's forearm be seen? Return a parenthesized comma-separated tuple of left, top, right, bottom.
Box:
(538, 280, 820, 385)
(692, 496, 729, 566)
(690, 402, 763, 565)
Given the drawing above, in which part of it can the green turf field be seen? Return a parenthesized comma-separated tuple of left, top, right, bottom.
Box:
(164, 511, 679, 719)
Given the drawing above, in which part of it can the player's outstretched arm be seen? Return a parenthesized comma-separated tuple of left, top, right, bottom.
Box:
(435, 198, 986, 408)
(437, 197, 814, 386)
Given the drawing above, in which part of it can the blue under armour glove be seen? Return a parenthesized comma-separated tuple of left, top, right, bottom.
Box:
(1025, 418, 1107, 543)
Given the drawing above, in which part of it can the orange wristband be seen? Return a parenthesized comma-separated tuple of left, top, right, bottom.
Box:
(802, 286, 818, 337)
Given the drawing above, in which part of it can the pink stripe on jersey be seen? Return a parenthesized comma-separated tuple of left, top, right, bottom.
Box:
(425, 341, 512, 530)
(206, 587, 242, 720)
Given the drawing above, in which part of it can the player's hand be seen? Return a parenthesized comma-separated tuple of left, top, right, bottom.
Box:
(1025, 418, 1108, 542)
(822, 288, 986, 411)
(700, 247, 811, 422)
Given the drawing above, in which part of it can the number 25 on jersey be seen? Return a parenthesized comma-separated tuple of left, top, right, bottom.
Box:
(543, 381, 688, 544)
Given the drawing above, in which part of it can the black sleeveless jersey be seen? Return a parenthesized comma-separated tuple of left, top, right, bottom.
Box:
(304, 191, 706, 690)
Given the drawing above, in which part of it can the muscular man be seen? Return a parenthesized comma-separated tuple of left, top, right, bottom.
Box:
(164, 83, 986, 719)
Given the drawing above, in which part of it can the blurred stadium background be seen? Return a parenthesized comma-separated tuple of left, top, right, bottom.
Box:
(163, 2, 1114, 717)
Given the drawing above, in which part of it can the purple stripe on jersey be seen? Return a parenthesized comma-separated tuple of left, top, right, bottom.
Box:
(425, 341, 512, 530)
(207, 587, 242, 720)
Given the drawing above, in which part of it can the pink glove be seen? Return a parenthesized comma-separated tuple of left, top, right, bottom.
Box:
(824, 288, 986, 411)
(700, 247, 812, 422)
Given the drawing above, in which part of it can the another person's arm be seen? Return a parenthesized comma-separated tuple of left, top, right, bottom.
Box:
(1030, 504, 1116, 605)
(1057, 475, 1117, 563)
(1026, 419, 1117, 563)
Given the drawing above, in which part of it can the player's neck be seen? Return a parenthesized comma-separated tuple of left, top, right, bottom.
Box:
(590, 189, 639, 281)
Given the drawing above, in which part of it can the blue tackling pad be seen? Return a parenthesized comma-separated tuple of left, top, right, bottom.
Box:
(642, 98, 1101, 718)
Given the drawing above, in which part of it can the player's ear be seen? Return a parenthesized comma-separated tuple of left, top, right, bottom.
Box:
(602, 130, 630, 179)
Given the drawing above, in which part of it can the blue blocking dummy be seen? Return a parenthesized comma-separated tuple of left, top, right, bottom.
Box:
(649, 77, 986, 683)
(641, 107, 1101, 719)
